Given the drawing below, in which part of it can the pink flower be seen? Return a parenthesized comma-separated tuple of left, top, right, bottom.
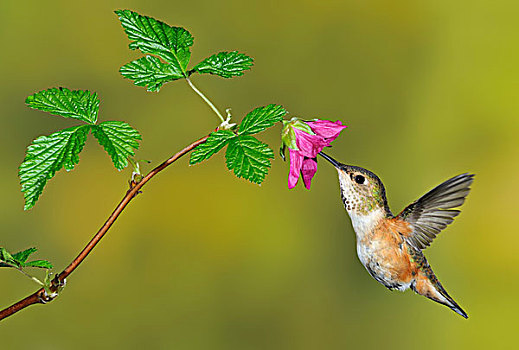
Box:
(283, 119, 346, 189)
(307, 120, 346, 142)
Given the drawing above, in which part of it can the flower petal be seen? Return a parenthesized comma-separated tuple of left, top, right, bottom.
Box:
(293, 127, 329, 158)
(288, 149, 303, 189)
(307, 120, 347, 141)
(301, 157, 318, 189)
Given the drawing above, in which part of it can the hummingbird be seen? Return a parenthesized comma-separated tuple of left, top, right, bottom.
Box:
(319, 152, 474, 318)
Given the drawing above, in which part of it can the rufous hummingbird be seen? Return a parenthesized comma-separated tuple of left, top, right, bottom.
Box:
(319, 152, 474, 318)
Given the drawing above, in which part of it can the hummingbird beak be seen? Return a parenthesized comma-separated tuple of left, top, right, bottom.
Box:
(318, 152, 342, 169)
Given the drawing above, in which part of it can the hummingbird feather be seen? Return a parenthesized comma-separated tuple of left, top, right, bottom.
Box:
(398, 173, 475, 250)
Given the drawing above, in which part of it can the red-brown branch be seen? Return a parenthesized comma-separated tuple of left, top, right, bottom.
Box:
(0, 134, 209, 322)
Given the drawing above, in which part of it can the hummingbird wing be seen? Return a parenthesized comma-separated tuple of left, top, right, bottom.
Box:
(397, 173, 474, 250)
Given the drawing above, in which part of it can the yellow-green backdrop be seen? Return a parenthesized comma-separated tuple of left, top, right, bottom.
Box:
(1, 1, 518, 349)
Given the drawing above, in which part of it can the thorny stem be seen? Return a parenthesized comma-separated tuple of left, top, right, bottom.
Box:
(0, 134, 210, 322)
(186, 77, 226, 123)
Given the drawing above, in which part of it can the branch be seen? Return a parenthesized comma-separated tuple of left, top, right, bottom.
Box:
(0, 134, 210, 322)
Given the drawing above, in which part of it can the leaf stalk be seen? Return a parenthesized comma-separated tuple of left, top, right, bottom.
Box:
(186, 77, 226, 123)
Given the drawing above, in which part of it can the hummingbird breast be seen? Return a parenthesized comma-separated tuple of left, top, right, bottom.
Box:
(352, 215, 416, 291)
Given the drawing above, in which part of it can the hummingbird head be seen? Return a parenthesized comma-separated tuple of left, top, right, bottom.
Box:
(319, 152, 391, 218)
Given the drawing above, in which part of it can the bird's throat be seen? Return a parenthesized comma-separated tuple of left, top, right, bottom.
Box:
(348, 208, 385, 240)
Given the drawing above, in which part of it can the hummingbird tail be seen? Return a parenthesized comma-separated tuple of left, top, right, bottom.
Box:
(435, 283, 468, 319)
(412, 270, 468, 319)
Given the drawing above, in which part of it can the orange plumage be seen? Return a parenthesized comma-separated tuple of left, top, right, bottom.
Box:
(319, 152, 473, 318)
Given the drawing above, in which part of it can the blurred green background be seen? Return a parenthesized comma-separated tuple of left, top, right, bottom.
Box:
(1, 0, 518, 348)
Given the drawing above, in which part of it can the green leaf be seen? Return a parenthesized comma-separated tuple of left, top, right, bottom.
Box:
(26, 88, 99, 124)
(115, 9, 193, 76)
(0, 247, 18, 267)
(193, 51, 254, 78)
(12, 247, 37, 264)
(92, 121, 142, 170)
(1, 247, 53, 269)
(24, 260, 53, 269)
(19, 125, 91, 210)
(225, 135, 274, 184)
(190, 130, 236, 165)
(239, 104, 287, 135)
(120, 55, 184, 92)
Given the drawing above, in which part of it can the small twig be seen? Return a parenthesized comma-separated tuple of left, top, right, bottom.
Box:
(0, 134, 210, 322)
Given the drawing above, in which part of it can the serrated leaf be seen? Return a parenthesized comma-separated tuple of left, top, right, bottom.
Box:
(19, 125, 91, 210)
(190, 130, 236, 165)
(120, 55, 184, 92)
(26, 88, 99, 124)
(116, 9, 193, 76)
(92, 121, 142, 170)
(193, 51, 254, 78)
(0, 247, 18, 267)
(24, 260, 53, 269)
(239, 104, 287, 135)
(12, 248, 37, 264)
(225, 135, 274, 184)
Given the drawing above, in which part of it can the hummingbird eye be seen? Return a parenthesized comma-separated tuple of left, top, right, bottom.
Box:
(354, 174, 365, 185)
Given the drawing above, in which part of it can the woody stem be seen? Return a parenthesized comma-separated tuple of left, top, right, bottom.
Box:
(0, 133, 210, 322)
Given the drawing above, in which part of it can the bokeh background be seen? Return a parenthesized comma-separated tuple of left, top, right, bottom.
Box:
(1, 0, 518, 348)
